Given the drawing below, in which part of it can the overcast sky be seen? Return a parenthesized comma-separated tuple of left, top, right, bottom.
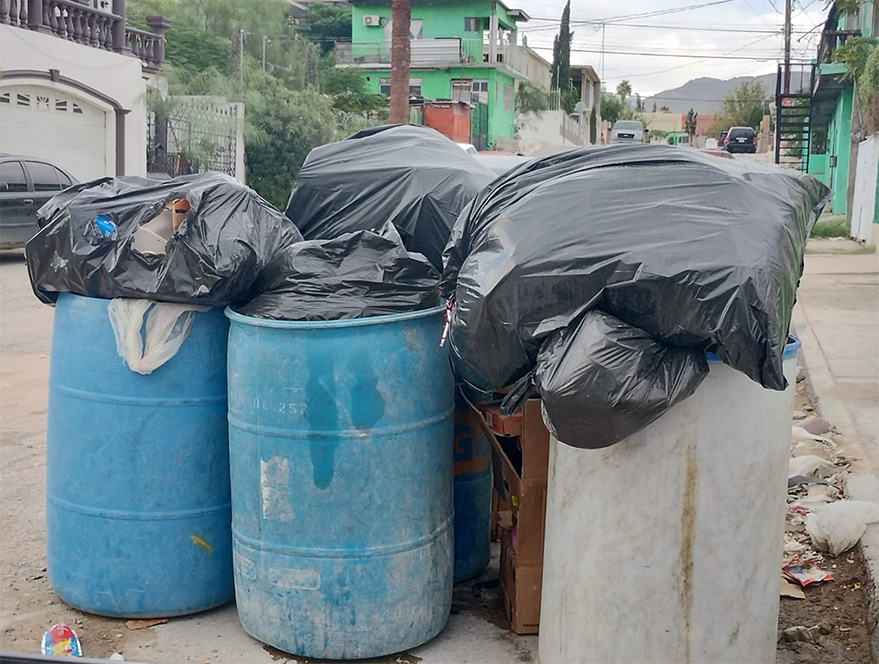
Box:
(511, 0, 827, 96)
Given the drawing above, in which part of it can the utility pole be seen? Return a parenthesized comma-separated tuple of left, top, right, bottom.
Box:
(388, 0, 411, 124)
(262, 36, 269, 77)
(239, 29, 245, 88)
(600, 22, 605, 82)
(783, 0, 792, 94)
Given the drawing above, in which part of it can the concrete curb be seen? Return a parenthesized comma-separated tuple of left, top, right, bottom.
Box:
(795, 322, 879, 663)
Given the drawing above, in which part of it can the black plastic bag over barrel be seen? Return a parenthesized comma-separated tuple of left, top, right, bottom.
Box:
(285, 124, 497, 271)
(442, 144, 830, 448)
(530, 311, 709, 448)
(237, 223, 440, 321)
(27, 173, 302, 307)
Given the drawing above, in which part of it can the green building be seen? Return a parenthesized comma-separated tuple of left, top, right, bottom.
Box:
(336, 0, 545, 149)
(808, 0, 877, 219)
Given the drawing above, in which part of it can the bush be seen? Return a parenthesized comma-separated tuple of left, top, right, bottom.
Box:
(810, 218, 850, 238)
(245, 86, 336, 209)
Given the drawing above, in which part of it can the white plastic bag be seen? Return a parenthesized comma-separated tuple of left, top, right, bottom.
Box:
(805, 500, 879, 557)
(108, 299, 210, 375)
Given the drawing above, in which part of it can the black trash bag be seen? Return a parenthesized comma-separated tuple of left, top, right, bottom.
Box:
(520, 311, 710, 449)
(236, 223, 440, 321)
(27, 173, 302, 306)
(285, 124, 497, 270)
(442, 144, 830, 403)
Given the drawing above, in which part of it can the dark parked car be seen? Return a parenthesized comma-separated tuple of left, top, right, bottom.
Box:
(0, 155, 77, 249)
(725, 126, 757, 154)
(717, 129, 729, 148)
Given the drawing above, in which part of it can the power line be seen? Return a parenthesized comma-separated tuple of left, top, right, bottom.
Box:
(527, 0, 738, 25)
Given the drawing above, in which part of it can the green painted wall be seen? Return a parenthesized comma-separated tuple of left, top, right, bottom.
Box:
(360, 66, 516, 147)
(352, 1, 518, 44)
(827, 87, 853, 215)
(808, 153, 830, 186)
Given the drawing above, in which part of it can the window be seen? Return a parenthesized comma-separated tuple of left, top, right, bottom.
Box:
(503, 84, 513, 112)
(383, 18, 423, 41)
(464, 79, 487, 103)
(0, 161, 28, 193)
(464, 17, 479, 32)
(0, 92, 9, 104)
(26, 161, 63, 192)
(378, 78, 422, 97)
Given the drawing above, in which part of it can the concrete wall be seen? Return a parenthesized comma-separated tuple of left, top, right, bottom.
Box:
(0, 25, 148, 177)
(850, 134, 878, 244)
(516, 110, 585, 155)
(640, 111, 684, 133)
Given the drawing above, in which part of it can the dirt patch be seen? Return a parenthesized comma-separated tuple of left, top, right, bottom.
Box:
(776, 378, 873, 664)
(777, 550, 872, 664)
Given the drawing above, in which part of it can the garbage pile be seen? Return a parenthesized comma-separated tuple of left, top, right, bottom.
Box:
(441, 144, 831, 448)
(28, 173, 302, 307)
(285, 124, 497, 271)
(238, 223, 440, 321)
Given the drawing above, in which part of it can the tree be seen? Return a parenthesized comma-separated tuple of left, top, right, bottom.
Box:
(685, 108, 698, 142)
(246, 85, 336, 208)
(515, 81, 549, 118)
(635, 94, 643, 112)
(660, 105, 669, 111)
(720, 81, 769, 129)
(320, 65, 387, 115)
(301, 3, 352, 53)
(859, 43, 879, 134)
(616, 80, 632, 107)
(652, 102, 657, 112)
(550, 0, 575, 113)
(551, 0, 572, 91)
(388, 0, 411, 123)
(304, 44, 319, 90)
(600, 93, 623, 126)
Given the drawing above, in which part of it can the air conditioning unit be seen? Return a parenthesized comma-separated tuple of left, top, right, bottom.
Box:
(363, 15, 381, 26)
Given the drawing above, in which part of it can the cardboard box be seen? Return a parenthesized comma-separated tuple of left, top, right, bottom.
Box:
(472, 398, 549, 564)
(500, 527, 542, 634)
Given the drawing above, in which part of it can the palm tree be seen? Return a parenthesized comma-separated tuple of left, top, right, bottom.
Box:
(616, 80, 632, 108)
(388, 0, 411, 123)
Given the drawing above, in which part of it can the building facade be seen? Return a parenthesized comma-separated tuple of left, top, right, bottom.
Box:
(336, 0, 535, 149)
(0, 0, 168, 182)
(808, 0, 878, 220)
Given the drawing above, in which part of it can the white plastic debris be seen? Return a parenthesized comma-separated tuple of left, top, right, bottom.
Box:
(789, 455, 837, 479)
(108, 299, 209, 375)
(805, 500, 879, 557)
(791, 426, 833, 444)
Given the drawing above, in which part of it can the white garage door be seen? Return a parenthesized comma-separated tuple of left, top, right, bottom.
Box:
(0, 86, 108, 183)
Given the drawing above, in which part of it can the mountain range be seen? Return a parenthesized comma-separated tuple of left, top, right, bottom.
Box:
(643, 73, 777, 115)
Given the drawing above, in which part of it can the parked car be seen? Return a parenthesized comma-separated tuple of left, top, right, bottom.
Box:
(725, 126, 757, 154)
(717, 129, 729, 148)
(610, 120, 647, 144)
(0, 155, 77, 249)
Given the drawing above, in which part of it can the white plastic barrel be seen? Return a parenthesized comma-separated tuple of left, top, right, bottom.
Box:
(538, 338, 800, 664)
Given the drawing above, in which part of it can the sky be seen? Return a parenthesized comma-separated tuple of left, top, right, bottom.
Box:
(510, 0, 828, 96)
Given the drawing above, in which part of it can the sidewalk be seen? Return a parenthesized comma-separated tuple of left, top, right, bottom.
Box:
(792, 244, 879, 661)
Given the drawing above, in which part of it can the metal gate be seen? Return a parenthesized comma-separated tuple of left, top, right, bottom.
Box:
(471, 102, 488, 151)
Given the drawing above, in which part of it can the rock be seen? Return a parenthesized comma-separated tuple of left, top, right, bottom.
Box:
(782, 625, 814, 642)
(816, 623, 833, 635)
(800, 416, 832, 435)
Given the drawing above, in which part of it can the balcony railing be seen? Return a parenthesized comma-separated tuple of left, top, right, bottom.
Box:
(0, 0, 168, 72)
(335, 38, 530, 77)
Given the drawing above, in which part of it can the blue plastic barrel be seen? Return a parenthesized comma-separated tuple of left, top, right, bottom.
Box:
(46, 293, 233, 617)
(453, 390, 492, 582)
(226, 306, 454, 660)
